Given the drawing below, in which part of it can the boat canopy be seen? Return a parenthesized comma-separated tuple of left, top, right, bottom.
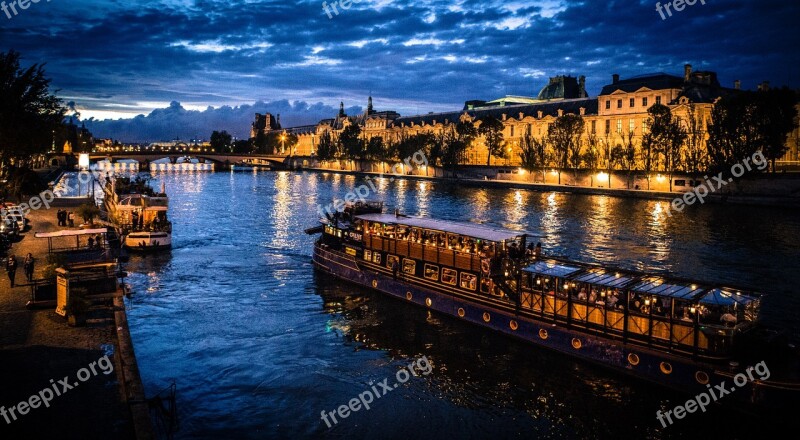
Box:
(571, 268, 636, 288)
(699, 288, 760, 306)
(35, 228, 108, 238)
(630, 277, 706, 300)
(523, 261, 583, 278)
(356, 213, 530, 243)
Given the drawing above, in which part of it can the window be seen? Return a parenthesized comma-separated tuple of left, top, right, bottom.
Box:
(629, 119, 635, 133)
(373, 253, 381, 264)
(656, 96, 662, 105)
(617, 99, 622, 109)
(642, 119, 648, 133)
(387, 255, 399, 269)
(424, 264, 439, 281)
(526, 124, 532, 135)
(674, 179, 686, 187)
(616, 119, 622, 133)
(591, 120, 596, 133)
(403, 258, 416, 275)
(630, 98, 635, 108)
(642, 97, 648, 107)
(460, 273, 478, 290)
(605, 100, 611, 110)
(510, 126, 515, 137)
(364, 250, 372, 261)
(442, 268, 457, 286)
(605, 120, 611, 134)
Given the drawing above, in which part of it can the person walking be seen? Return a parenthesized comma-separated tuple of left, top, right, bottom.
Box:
(6, 254, 18, 288)
(56, 209, 62, 226)
(68, 211, 75, 227)
(23, 253, 35, 282)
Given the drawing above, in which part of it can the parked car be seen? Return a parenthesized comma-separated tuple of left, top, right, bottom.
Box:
(1, 217, 20, 238)
(1, 213, 27, 232)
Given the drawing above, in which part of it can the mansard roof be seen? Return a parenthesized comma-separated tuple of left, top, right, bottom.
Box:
(393, 98, 598, 127)
(599, 73, 685, 96)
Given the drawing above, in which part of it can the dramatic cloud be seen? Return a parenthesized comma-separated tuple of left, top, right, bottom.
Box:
(1, 0, 798, 141)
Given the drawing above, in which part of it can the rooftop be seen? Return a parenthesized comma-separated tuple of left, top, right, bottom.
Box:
(356, 213, 532, 242)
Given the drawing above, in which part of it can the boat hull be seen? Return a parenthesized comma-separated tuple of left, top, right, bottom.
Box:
(124, 232, 172, 252)
(312, 242, 798, 411)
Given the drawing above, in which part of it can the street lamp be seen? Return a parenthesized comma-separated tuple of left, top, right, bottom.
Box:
(281, 132, 287, 155)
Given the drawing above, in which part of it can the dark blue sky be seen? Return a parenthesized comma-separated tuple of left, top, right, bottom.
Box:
(1, 0, 798, 141)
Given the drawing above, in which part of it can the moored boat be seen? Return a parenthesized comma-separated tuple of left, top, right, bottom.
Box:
(308, 200, 800, 411)
(104, 176, 173, 252)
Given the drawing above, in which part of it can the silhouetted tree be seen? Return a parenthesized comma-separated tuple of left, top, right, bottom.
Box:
(478, 115, 506, 165)
(547, 114, 584, 184)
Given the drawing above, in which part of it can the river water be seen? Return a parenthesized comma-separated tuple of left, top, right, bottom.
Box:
(123, 170, 800, 439)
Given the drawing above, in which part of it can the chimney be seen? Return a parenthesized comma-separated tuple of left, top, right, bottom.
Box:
(519, 112, 525, 120)
(502, 113, 507, 121)
(537, 111, 543, 119)
(734, 80, 741, 90)
(579, 107, 585, 116)
(684, 64, 692, 82)
(612, 74, 619, 84)
(579, 75, 586, 98)
(557, 109, 564, 117)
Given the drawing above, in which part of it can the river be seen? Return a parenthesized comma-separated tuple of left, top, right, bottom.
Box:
(123, 170, 800, 439)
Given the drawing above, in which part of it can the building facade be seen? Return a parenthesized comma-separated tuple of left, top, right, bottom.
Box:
(253, 65, 799, 169)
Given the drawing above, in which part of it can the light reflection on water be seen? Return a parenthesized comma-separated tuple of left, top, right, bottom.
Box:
(126, 171, 800, 439)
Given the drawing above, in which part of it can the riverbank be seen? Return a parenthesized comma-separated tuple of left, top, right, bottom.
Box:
(0, 202, 152, 439)
(293, 164, 800, 208)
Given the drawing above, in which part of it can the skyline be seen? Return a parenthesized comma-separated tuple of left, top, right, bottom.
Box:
(1, 0, 799, 141)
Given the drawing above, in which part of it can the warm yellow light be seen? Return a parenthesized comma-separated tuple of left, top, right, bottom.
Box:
(78, 153, 90, 169)
(518, 168, 525, 175)
(550, 169, 558, 176)
(656, 174, 666, 182)
(597, 171, 608, 180)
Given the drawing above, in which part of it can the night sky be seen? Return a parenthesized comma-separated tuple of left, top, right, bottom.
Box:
(1, 0, 798, 141)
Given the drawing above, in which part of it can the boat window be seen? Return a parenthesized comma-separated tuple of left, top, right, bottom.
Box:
(460, 273, 477, 290)
(480, 277, 492, 294)
(397, 226, 410, 241)
(442, 268, 457, 286)
(387, 255, 399, 269)
(410, 228, 421, 243)
(403, 259, 416, 275)
(373, 253, 381, 264)
(384, 224, 395, 238)
(424, 264, 439, 281)
(364, 250, 372, 261)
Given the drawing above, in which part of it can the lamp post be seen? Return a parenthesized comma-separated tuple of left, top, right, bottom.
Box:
(281, 132, 286, 155)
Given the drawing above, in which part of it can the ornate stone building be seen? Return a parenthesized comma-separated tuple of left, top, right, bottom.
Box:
(252, 66, 799, 168)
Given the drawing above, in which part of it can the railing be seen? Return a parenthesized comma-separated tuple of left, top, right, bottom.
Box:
(364, 235, 482, 272)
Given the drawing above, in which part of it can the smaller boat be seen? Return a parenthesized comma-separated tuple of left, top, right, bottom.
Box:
(125, 231, 171, 251)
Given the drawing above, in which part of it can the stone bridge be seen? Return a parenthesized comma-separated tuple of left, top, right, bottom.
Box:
(87, 153, 294, 169)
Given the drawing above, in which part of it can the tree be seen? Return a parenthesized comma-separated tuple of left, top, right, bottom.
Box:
(706, 90, 797, 173)
(0, 50, 65, 185)
(365, 136, 385, 161)
(231, 139, 252, 154)
(210, 130, 232, 153)
(76, 202, 100, 225)
(614, 129, 638, 189)
(547, 114, 584, 184)
(642, 104, 686, 190)
(315, 130, 336, 161)
(478, 115, 506, 165)
(583, 132, 601, 187)
(518, 132, 548, 183)
(682, 104, 706, 173)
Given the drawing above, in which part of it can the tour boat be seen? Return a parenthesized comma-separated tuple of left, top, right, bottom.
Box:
(104, 176, 172, 252)
(308, 200, 800, 410)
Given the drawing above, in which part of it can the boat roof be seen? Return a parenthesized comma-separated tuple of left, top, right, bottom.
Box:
(35, 228, 107, 238)
(523, 258, 762, 305)
(356, 213, 530, 242)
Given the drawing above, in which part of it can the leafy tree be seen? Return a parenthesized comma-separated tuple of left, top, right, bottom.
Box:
(210, 130, 232, 153)
(642, 104, 686, 190)
(682, 104, 706, 173)
(339, 123, 363, 161)
(478, 115, 506, 165)
(0, 50, 65, 191)
(518, 132, 548, 182)
(365, 136, 385, 161)
(583, 132, 601, 187)
(231, 139, 252, 154)
(547, 114, 584, 184)
(315, 130, 336, 161)
(755, 89, 798, 172)
(614, 129, 638, 189)
(76, 202, 100, 224)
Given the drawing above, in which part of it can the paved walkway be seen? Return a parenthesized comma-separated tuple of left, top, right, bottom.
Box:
(0, 203, 135, 439)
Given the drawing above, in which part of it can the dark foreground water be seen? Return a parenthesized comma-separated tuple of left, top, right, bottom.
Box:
(125, 171, 800, 439)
